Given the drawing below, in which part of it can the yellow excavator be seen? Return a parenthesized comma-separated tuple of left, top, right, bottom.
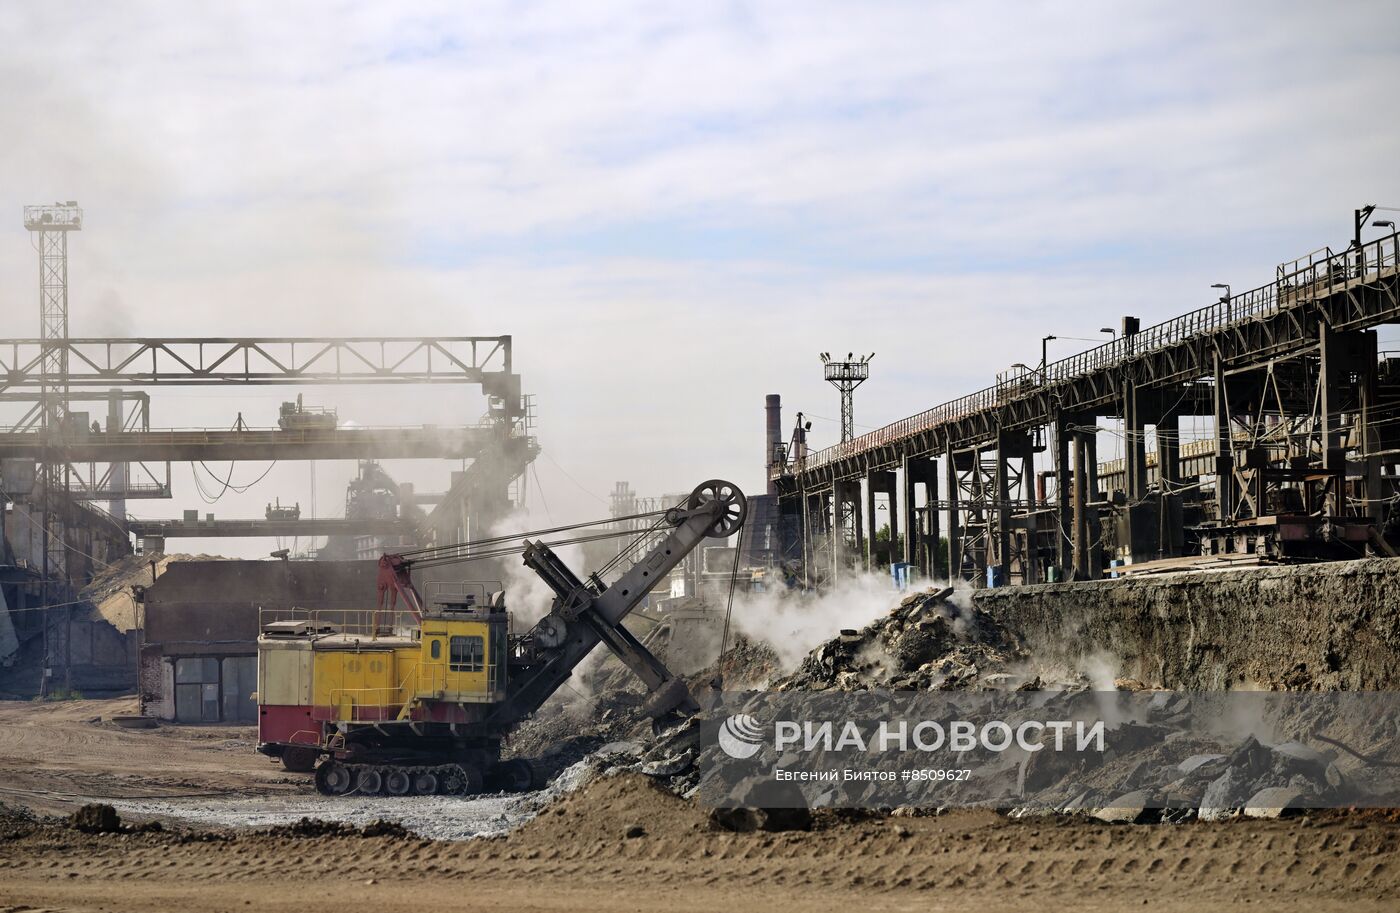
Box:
(255, 479, 745, 796)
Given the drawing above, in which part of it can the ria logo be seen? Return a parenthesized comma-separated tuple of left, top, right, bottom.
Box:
(717, 713, 765, 759)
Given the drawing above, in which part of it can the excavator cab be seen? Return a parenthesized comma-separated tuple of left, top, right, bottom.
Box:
(416, 601, 507, 704)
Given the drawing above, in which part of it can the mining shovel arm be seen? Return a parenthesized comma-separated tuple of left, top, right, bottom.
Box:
(376, 553, 425, 621)
(493, 480, 746, 727)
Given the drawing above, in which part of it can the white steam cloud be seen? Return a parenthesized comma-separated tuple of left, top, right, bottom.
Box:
(729, 572, 906, 670)
(487, 505, 586, 629)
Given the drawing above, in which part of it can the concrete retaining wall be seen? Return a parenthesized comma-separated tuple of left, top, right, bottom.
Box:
(973, 557, 1400, 690)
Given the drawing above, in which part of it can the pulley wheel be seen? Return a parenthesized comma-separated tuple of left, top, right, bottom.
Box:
(687, 480, 747, 538)
(535, 614, 568, 648)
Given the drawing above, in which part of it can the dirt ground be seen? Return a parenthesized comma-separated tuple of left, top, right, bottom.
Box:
(0, 697, 292, 817)
(1, 699, 1397, 913)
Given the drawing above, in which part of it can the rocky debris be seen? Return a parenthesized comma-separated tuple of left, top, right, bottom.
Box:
(520, 711, 811, 833)
(506, 632, 782, 788)
(775, 587, 1029, 692)
(70, 803, 121, 834)
(509, 588, 1396, 831)
(1243, 786, 1308, 819)
(0, 802, 38, 841)
(707, 635, 784, 689)
(261, 817, 411, 839)
(510, 772, 717, 847)
(706, 776, 813, 833)
(262, 818, 366, 838)
(709, 804, 812, 833)
(360, 819, 412, 838)
(1012, 700, 1396, 824)
(1090, 789, 1156, 824)
(531, 689, 1389, 831)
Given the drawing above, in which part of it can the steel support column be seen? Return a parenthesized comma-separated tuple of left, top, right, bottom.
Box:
(944, 440, 961, 582)
(1071, 423, 1101, 579)
(901, 455, 936, 579)
(864, 475, 878, 571)
(1213, 352, 1237, 524)
(1124, 381, 1147, 503)
(1054, 415, 1073, 578)
(1157, 410, 1183, 557)
(993, 432, 1012, 586)
(865, 470, 897, 570)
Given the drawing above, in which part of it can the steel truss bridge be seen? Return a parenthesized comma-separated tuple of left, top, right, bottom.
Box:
(0, 336, 513, 391)
(0, 333, 535, 569)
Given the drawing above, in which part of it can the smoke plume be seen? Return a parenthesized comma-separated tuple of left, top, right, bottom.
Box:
(729, 572, 907, 670)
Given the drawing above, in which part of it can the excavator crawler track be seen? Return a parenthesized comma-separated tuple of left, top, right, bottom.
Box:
(313, 759, 535, 797)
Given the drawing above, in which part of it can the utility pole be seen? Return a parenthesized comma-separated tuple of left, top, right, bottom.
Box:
(1040, 335, 1056, 380)
(24, 201, 82, 696)
(1354, 204, 1377, 277)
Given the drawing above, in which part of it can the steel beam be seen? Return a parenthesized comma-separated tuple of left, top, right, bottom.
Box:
(0, 426, 519, 462)
(126, 517, 410, 539)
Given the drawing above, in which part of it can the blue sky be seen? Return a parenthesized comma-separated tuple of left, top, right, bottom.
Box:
(2, 1, 1398, 549)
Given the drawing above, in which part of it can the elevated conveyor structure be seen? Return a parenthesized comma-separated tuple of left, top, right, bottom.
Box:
(773, 230, 1400, 585)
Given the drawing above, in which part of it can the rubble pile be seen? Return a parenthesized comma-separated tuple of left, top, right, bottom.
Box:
(260, 817, 412, 839)
(776, 587, 1029, 691)
(511, 587, 1397, 828)
(81, 552, 229, 632)
(1008, 690, 1400, 823)
(509, 632, 782, 781)
(568, 689, 1398, 826)
(505, 689, 654, 782)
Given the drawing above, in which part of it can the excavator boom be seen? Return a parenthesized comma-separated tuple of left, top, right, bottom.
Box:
(499, 479, 745, 725)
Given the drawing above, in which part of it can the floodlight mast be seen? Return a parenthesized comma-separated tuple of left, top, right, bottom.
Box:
(820, 351, 874, 443)
(22, 201, 82, 697)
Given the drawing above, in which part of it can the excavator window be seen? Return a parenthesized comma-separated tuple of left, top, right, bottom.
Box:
(449, 636, 484, 673)
(429, 639, 441, 660)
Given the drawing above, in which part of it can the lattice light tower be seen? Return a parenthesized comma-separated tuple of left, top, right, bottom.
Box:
(820, 351, 873, 443)
(23, 202, 82, 587)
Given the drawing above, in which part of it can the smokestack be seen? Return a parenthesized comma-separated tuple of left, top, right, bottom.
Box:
(765, 394, 782, 496)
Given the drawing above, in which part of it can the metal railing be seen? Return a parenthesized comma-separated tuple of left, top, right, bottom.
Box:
(783, 231, 1400, 477)
(260, 607, 417, 639)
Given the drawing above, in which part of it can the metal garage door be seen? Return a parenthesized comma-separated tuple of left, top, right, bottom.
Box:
(174, 657, 220, 723)
(221, 656, 257, 723)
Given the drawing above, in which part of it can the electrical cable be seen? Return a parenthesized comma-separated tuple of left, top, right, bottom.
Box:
(539, 452, 610, 507)
(405, 527, 651, 569)
(393, 507, 672, 561)
(193, 460, 278, 499)
(528, 463, 553, 524)
(714, 533, 742, 683)
(594, 494, 691, 581)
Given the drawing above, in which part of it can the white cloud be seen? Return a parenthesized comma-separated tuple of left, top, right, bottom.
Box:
(1, 1, 1397, 554)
